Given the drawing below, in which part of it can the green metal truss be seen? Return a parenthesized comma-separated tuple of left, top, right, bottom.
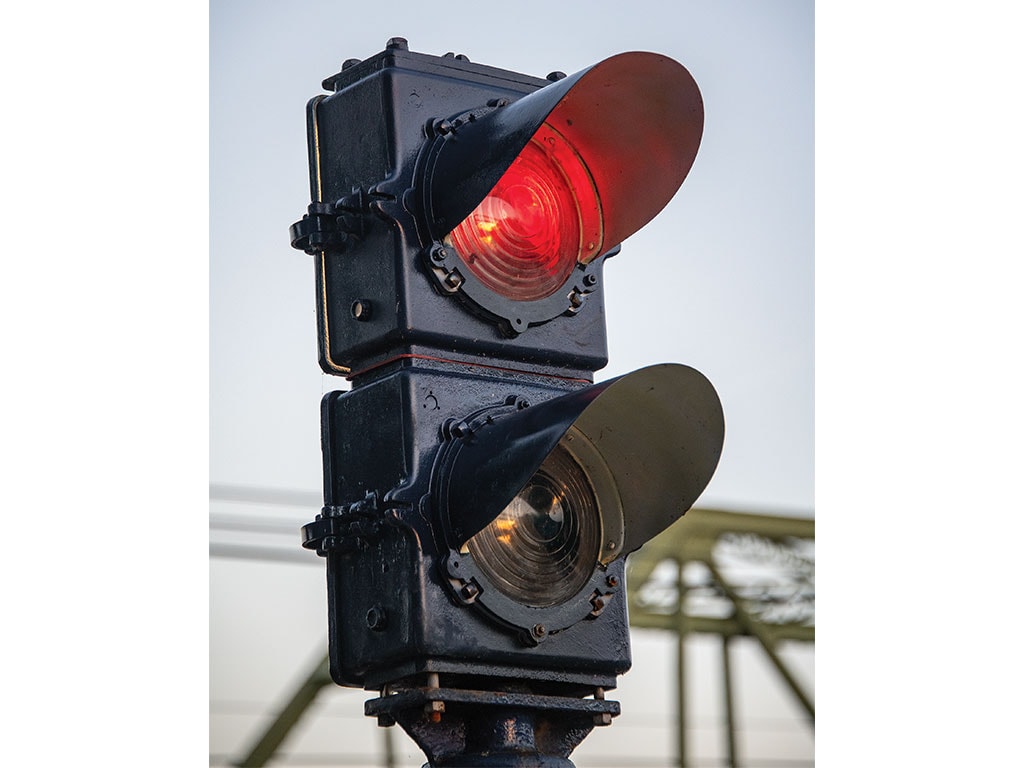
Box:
(626, 507, 814, 767)
(230, 507, 814, 767)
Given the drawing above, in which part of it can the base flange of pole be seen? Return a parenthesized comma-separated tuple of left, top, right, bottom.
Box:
(366, 685, 620, 767)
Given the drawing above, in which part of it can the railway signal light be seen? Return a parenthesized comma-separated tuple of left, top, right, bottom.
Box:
(290, 37, 703, 377)
(292, 38, 724, 766)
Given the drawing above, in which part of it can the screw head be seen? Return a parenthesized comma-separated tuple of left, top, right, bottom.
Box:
(366, 605, 388, 631)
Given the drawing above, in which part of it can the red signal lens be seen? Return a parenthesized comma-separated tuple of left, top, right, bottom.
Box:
(445, 123, 603, 303)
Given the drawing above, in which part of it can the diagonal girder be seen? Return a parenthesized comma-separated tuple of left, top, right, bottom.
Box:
(224, 507, 814, 767)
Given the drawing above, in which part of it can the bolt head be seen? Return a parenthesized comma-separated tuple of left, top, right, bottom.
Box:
(351, 299, 372, 321)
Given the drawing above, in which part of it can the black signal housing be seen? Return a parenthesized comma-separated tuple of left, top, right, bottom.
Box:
(292, 38, 702, 381)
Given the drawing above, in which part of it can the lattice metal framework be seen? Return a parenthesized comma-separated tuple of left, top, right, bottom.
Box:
(627, 508, 814, 767)
(221, 506, 814, 767)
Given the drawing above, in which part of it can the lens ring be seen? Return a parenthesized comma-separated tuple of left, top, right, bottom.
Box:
(466, 442, 601, 608)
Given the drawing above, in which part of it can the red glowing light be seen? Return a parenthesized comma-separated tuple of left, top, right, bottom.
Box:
(446, 123, 603, 302)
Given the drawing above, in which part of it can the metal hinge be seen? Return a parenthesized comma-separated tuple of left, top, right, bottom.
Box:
(290, 201, 348, 254)
(289, 189, 372, 255)
(301, 490, 389, 556)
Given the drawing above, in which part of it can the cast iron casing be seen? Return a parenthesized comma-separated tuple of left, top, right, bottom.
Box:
(298, 39, 611, 380)
(314, 364, 631, 693)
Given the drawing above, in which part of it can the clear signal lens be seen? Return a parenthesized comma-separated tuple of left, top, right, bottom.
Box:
(445, 123, 603, 303)
(466, 442, 601, 608)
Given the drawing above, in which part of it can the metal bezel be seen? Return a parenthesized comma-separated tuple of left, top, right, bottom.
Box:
(422, 242, 604, 335)
(431, 401, 625, 641)
(413, 107, 614, 335)
(442, 549, 618, 643)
